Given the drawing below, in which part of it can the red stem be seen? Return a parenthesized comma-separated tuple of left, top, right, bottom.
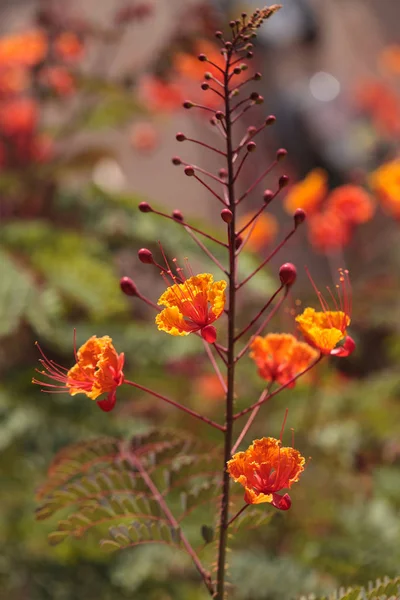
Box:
(124, 380, 225, 432)
(234, 284, 284, 342)
(236, 159, 278, 204)
(151, 209, 227, 247)
(231, 384, 273, 454)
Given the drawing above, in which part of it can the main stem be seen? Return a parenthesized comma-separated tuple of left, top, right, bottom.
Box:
(215, 48, 236, 600)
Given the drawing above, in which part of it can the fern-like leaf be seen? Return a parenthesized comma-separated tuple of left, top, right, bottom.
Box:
(298, 575, 400, 600)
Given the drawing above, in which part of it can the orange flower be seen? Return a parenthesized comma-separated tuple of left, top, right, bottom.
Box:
(0, 66, 29, 95)
(327, 185, 375, 225)
(227, 437, 305, 510)
(296, 268, 355, 357)
(355, 79, 400, 138)
(33, 335, 124, 412)
(130, 121, 159, 152)
(0, 98, 38, 135)
(250, 333, 318, 387)
(42, 66, 76, 96)
(369, 158, 400, 219)
(237, 212, 278, 252)
(54, 32, 84, 62)
(0, 30, 47, 67)
(195, 372, 226, 401)
(138, 75, 184, 113)
(284, 168, 328, 215)
(156, 272, 227, 343)
(307, 210, 351, 254)
(379, 45, 400, 76)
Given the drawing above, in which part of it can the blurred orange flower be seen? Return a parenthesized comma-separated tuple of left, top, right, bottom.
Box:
(227, 437, 305, 510)
(250, 333, 318, 387)
(156, 273, 227, 343)
(195, 372, 226, 401)
(237, 212, 278, 252)
(296, 268, 355, 357)
(327, 184, 375, 225)
(0, 66, 29, 95)
(355, 79, 400, 137)
(130, 121, 159, 152)
(42, 66, 76, 96)
(0, 30, 47, 67)
(284, 168, 328, 215)
(33, 335, 124, 412)
(54, 32, 84, 61)
(369, 158, 400, 219)
(379, 45, 400, 76)
(307, 210, 351, 254)
(138, 75, 184, 112)
(0, 98, 38, 135)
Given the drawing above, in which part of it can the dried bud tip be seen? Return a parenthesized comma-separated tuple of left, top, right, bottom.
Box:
(138, 248, 154, 264)
(215, 111, 225, 121)
(221, 208, 233, 224)
(172, 156, 182, 165)
(265, 115, 276, 125)
(120, 276, 138, 297)
(276, 148, 287, 161)
(183, 101, 193, 109)
(235, 235, 243, 250)
(218, 168, 228, 178)
(176, 132, 186, 142)
(247, 141, 257, 152)
(198, 53, 207, 62)
(279, 263, 297, 287)
(184, 166, 195, 176)
(279, 175, 290, 189)
(172, 209, 184, 221)
(138, 201, 152, 213)
(263, 189, 274, 204)
(294, 208, 306, 228)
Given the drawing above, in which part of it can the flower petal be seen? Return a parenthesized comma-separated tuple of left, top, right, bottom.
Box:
(155, 306, 196, 336)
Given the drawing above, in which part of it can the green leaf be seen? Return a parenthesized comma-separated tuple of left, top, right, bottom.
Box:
(201, 525, 214, 544)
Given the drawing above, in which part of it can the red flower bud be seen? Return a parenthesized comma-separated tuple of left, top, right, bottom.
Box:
(184, 166, 195, 176)
(138, 201, 152, 213)
(235, 235, 243, 250)
(221, 208, 233, 223)
(183, 101, 193, 109)
(138, 248, 154, 264)
(172, 156, 182, 165)
(263, 189, 274, 204)
(176, 132, 186, 141)
(265, 115, 276, 125)
(120, 276, 138, 296)
(276, 148, 287, 161)
(219, 168, 228, 178)
(279, 175, 290, 189)
(201, 325, 217, 344)
(279, 263, 297, 287)
(294, 208, 306, 228)
(172, 209, 184, 221)
(247, 141, 257, 152)
(198, 53, 207, 62)
(215, 111, 225, 121)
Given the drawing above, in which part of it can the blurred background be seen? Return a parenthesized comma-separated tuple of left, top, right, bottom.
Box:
(0, 0, 399, 598)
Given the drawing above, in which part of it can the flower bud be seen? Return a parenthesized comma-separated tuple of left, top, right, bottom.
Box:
(219, 168, 228, 179)
(279, 175, 289, 189)
(279, 263, 297, 287)
(183, 101, 193, 109)
(172, 209, 184, 221)
(204, 72, 212, 80)
(198, 53, 207, 62)
(221, 208, 233, 223)
(233, 66, 242, 75)
(184, 166, 195, 176)
(225, 41, 232, 50)
(263, 189, 274, 204)
(215, 111, 225, 121)
(120, 276, 138, 296)
(138, 201, 152, 213)
(294, 208, 306, 228)
(201, 325, 217, 344)
(201, 82, 209, 90)
(250, 91, 260, 101)
(265, 115, 276, 125)
(247, 141, 256, 152)
(235, 235, 243, 250)
(246, 51, 254, 58)
(276, 148, 287, 161)
(176, 132, 186, 141)
(215, 31, 223, 39)
(138, 248, 154, 264)
(247, 126, 257, 136)
(254, 72, 262, 80)
(172, 156, 182, 165)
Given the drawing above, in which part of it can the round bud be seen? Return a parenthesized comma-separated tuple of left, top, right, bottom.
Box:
(219, 168, 228, 178)
(198, 53, 207, 62)
(247, 141, 256, 152)
(245, 43, 253, 51)
(201, 82, 209, 90)
(263, 189, 274, 204)
(254, 72, 262, 80)
(279, 175, 290, 189)
(138, 201, 152, 213)
(184, 166, 195, 176)
(247, 125, 257, 135)
(204, 72, 212, 80)
(294, 208, 306, 228)
(233, 66, 242, 75)
(255, 95, 264, 105)
(176, 132, 186, 142)
(221, 208, 233, 223)
(225, 41, 232, 50)
(241, 63, 248, 71)
(172, 156, 182, 165)
(215, 111, 225, 121)
(120, 276, 138, 296)
(183, 101, 193, 109)
(250, 91, 259, 101)
(215, 31, 223, 39)
(231, 88, 239, 96)
(241, 12, 247, 18)
(276, 148, 287, 161)
(265, 115, 276, 125)
(172, 209, 184, 221)
(229, 20, 236, 28)
(246, 51, 253, 58)
(235, 235, 243, 250)
(138, 248, 154, 264)
(279, 263, 297, 287)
